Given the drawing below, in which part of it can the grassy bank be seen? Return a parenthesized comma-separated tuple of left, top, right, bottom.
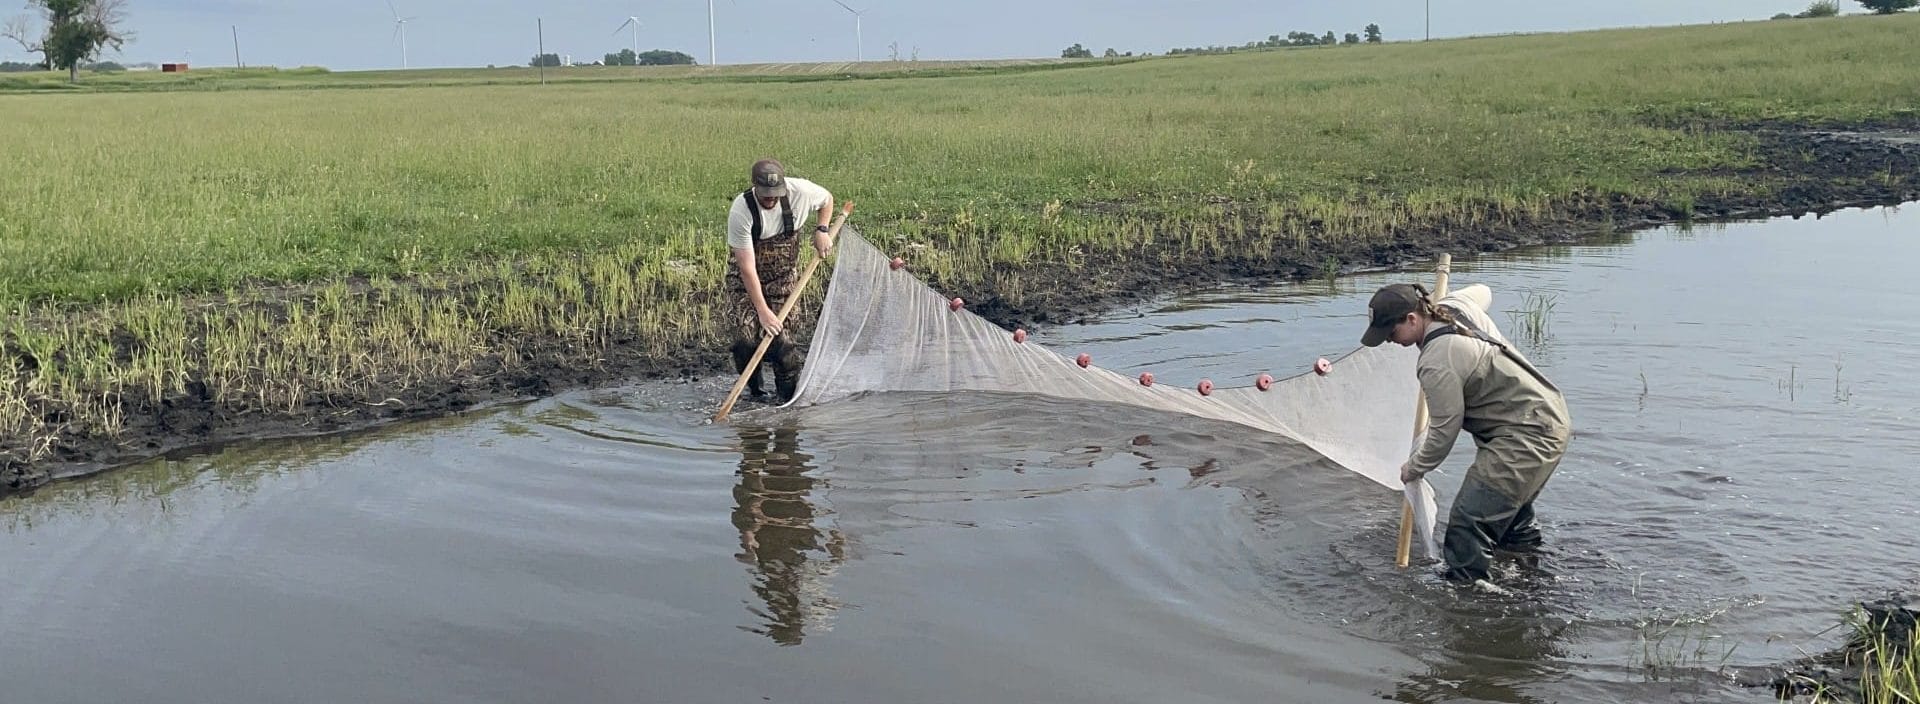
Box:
(1845, 602, 1918, 704)
(3, 14, 1920, 488)
(1770, 599, 1919, 703)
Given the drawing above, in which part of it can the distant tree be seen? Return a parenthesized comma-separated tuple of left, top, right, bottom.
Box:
(1797, 0, 1841, 16)
(1343, 33, 1360, 44)
(1060, 43, 1093, 58)
(1365, 23, 1383, 42)
(529, 53, 561, 67)
(1772, 11, 1796, 18)
(1286, 31, 1318, 46)
(1103, 47, 1118, 57)
(1321, 30, 1336, 45)
(6, 0, 130, 83)
(1855, 0, 1916, 12)
(635, 49, 695, 65)
(605, 48, 638, 66)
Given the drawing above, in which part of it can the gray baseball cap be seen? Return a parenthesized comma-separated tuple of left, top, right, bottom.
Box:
(1361, 283, 1426, 347)
(751, 158, 788, 198)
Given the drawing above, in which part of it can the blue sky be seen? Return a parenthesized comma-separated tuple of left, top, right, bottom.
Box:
(3, 0, 1835, 71)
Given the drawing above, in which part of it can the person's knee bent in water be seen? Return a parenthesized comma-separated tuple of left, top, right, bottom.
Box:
(1360, 281, 1573, 584)
(724, 158, 836, 402)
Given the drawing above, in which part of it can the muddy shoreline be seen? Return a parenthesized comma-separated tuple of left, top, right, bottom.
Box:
(4, 123, 1919, 499)
(1736, 593, 1919, 702)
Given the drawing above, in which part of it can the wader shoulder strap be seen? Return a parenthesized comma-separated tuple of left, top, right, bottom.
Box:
(1423, 303, 1506, 346)
(1422, 306, 1560, 391)
(1422, 309, 1499, 349)
(740, 189, 796, 242)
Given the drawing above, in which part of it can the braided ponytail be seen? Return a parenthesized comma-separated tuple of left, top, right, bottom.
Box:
(1410, 283, 1458, 324)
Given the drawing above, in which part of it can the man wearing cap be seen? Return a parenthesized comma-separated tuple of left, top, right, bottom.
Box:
(726, 158, 835, 403)
(1361, 281, 1572, 585)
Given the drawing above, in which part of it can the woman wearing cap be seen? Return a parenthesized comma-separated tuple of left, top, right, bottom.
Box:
(1361, 282, 1572, 585)
(726, 158, 835, 403)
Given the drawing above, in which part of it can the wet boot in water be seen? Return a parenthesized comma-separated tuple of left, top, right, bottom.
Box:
(731, 339, 767, 400)
(1442, 477, 1538, 585)
(770, 338, 805, 404)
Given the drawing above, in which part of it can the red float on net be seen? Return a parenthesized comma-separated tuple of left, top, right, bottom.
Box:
(1139, 372, 1155, 387)
(1197, 379, 1214, 396)
(1256, 373, 1274, 391)
(1076, 353, 1092, 368)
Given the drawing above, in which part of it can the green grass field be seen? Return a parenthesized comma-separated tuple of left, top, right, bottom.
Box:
(0, 56, 1108, 93)
(2, 14, 1918, 470)
(3, 15, 1917, 305)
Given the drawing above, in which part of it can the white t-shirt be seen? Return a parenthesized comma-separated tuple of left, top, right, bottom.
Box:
(726, 177, 831, 250)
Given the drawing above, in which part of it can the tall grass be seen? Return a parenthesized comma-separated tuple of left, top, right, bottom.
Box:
(1847, 606, 1919, 704)
(2, 14, 1918, 469)
(1787, 605, 1920, 703)
(0, 232, 729, 467)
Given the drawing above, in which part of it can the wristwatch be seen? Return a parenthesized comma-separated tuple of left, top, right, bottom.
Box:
(815, 224, 830, 233)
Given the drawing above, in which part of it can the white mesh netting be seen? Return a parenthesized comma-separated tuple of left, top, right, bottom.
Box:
(775, 225, 1441, 561)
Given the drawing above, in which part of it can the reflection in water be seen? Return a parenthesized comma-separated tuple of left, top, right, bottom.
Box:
(1388, 594, 1575, 704)
(4, 401, 504, 528)
(730, 422, 847, 646)
(4, 425, 374, 530)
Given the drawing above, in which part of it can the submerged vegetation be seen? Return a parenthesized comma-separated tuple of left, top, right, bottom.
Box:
(3, 14, 1920, 485)
(1507, 291, 1560, 346)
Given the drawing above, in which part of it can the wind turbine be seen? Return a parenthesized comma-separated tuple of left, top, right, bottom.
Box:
(613, 16, 642, 62)
(831, 0, 865, 62)
(707, 0, 716, 65)
(387, 0, 418, 69)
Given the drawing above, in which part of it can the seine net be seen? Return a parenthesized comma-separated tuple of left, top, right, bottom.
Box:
(776, 225, 1442, 561)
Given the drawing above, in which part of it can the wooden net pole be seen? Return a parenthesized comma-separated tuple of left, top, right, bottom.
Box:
(1398, 253, 1451, 568)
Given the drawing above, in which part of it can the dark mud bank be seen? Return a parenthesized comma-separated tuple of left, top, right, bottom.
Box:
(4, 125, 1919, 499)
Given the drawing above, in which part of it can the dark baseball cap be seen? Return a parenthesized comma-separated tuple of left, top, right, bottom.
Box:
(751, 158, 788, 198)
(1360, 283, 1426, 347)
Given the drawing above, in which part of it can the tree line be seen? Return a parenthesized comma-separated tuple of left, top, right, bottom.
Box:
(528, 49, 698, 68)
(1164, 23, 1383, 56)
(1774, 0, 1915, 18)
(1066, 23, 1386, 59)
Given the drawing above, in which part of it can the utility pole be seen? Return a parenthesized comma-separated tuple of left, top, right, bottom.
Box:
(232, 25, 242, 68)
(537, 18, 546, 84)
(1426, 0, 1431, 41)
